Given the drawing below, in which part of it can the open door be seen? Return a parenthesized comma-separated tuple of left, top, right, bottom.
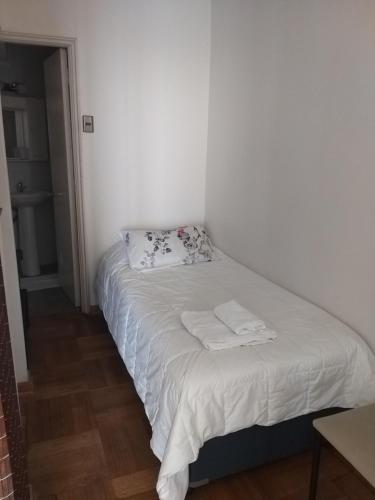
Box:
(44, 49, 80, 306)
(0, 93, 28, 382)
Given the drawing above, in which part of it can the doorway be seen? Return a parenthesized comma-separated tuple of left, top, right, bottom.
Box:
(0, 34, 88, 321)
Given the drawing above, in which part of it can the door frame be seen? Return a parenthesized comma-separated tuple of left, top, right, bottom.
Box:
(0, 31, 89, 313)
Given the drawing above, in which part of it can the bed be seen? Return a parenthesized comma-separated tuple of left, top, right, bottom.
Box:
(96, 241, 375, 500)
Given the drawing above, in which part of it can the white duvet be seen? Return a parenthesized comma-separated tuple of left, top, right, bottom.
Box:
(96, 242, 375, 500)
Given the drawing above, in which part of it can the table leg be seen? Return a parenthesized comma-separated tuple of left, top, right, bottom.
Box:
(309, 430, 322, 500)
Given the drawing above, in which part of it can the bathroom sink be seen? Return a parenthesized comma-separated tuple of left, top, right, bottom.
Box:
(11, 191, 52, 208)
(10, 191, 53, 276)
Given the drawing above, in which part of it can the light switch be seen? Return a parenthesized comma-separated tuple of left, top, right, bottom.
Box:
(82, 115, 94, 133)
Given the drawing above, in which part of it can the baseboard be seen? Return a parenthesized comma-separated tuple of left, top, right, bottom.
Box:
(17, 380, 33, 394)
(20, 273, 59, 292)
(90, 305, 101, 315)
(17, 379, 34, 418)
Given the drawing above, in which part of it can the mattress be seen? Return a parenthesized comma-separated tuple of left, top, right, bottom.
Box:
(96, 242, 375, 500)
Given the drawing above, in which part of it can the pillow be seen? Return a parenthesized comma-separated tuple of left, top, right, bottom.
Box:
(122, 225, 215, 270)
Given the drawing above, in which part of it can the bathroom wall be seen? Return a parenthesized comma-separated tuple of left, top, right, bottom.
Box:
(1, 44, 57, 269)
(0, 43, 51, 97)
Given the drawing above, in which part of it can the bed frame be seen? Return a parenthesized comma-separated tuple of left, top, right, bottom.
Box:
(99, 310, 347, 488)
(188, 407, 346, 487)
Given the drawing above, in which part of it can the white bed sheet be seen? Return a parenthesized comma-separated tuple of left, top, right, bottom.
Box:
(96, 242, 375, 500)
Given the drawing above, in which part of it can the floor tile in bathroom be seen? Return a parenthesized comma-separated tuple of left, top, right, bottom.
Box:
(28, 287, 77, 317)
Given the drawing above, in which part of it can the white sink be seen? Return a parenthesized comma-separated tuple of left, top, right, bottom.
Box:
(11, 191, 53, 276)
(11, 191, 52, 208)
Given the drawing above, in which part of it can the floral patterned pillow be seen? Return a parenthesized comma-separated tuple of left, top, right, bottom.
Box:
(122, 225, 215, 270)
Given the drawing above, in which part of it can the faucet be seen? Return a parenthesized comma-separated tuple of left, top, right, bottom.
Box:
(16, 181, 26, 193)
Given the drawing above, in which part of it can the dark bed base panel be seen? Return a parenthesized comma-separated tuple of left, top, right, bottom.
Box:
(188, 407, 347, 485)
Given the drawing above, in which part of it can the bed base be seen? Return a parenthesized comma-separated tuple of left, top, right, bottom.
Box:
(188, 407, 346, 486)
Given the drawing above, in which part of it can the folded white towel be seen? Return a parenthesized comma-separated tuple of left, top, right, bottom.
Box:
(181, 311, 277, 350)
(214, 300, 267, 335)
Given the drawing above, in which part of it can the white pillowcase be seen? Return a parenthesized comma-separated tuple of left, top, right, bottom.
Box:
(121, 225, 215, 270)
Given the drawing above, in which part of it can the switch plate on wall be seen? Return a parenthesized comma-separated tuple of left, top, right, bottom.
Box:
(82, 115, 94, 133)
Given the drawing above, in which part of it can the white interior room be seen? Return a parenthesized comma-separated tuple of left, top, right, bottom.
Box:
(0, 1, 374, 500)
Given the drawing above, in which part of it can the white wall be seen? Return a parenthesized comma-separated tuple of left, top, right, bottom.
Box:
(206, 0, 375, 352)
(0, 0, 211, 303)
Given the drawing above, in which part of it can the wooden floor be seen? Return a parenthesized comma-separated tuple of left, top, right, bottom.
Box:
(25, 312, 375, 500)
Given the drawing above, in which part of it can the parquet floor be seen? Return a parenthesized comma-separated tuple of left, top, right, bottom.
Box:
(25, 312, 375, 500)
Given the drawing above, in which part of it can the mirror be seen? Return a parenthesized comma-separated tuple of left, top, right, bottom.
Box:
(1, 97, 29, 160)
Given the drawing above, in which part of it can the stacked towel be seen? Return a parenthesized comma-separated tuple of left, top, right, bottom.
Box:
(181, 310, 277, 351)
(214, 300, 266, 335)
